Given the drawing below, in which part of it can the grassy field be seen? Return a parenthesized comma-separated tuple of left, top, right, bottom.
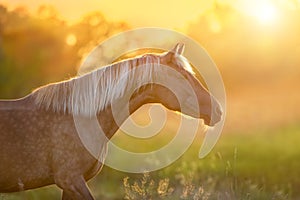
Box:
(1, 123, 299, 200)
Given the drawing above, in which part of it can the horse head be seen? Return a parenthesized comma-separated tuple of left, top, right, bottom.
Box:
(152, 43, 222, 126)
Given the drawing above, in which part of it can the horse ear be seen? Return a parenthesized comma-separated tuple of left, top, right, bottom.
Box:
(162, 43, 185, 62)
(171, 43, 185, 55)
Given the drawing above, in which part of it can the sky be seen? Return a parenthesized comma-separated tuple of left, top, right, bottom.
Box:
(1, 0, 297, 31)
(0, 0, 215, 29)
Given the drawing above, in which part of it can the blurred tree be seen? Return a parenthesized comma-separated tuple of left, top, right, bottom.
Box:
(0, 4, 129, 99)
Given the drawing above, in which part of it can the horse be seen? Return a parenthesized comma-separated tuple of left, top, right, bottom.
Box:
(0, 43, 222, 200)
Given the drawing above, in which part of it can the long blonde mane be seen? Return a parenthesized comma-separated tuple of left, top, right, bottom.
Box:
(33, 53, 193, 116)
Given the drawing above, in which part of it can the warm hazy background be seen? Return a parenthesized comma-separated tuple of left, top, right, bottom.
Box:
(1, 0, 300, 199)
(0, 0, 299, 133)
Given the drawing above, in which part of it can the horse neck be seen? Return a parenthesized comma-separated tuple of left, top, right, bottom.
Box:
(97, 85, 154, 139)
(79, 55, 160, 139)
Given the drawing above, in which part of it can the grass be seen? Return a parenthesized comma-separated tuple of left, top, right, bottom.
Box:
(1, 124, 299, 200)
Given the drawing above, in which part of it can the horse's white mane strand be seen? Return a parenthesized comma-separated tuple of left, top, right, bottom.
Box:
(33, 54, 165, 116)
(176, 54, 195, 75)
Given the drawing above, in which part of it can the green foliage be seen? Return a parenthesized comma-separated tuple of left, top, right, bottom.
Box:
(1, 125, 298, 200)
(118, 124, 299, 200)
(0, 5, 129, 98)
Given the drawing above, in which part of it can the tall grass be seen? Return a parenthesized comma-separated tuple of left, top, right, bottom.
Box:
(1, 124, 299, 199)
(122, 148, 290, 200)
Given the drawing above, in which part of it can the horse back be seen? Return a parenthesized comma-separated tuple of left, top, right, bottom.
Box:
(0, 96, 55, 191)
(0, 95, 104, 192)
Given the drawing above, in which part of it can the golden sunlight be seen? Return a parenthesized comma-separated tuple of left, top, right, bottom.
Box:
(66, 34, 77, 46)
(254, 2, 278, 24)
(240, 1, 279, 25)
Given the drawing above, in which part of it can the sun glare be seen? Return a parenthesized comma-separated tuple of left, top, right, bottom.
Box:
(236, 0, 279, 25)
(254, 2, 278, 24)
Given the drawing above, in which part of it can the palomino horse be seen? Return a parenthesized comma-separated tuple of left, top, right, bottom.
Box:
(0, 43, 222, 199)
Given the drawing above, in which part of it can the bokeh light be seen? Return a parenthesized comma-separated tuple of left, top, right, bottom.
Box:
(66, 33, 77, 46)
